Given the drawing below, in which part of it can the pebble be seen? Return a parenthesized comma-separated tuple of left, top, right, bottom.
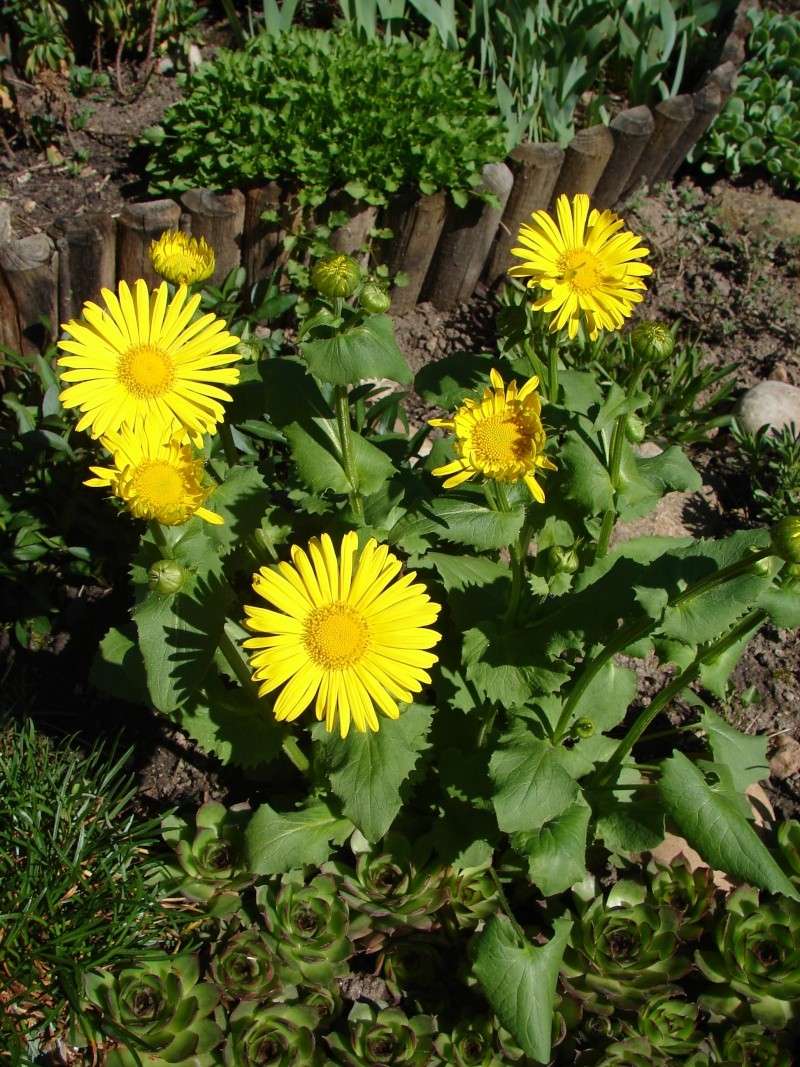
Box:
(737, 380, 800, 435)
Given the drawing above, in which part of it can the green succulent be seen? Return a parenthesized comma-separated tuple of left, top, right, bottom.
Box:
(648, 858, 716, 939)
(327, 1004, 436, 1065)
(716, 1022, 793, 1066)
(696, 886, 800, 1027)
(223, 1001, 318, 1067)
(327, 834, 447, 949)
(161, 801, 252, 916)
(382, 934, 455, 1013)
(445, 863, 501, 930)
(777, 819, 800, 880)
(624, 989, 699, 1055)
(295, 981, 344, 1026)
(562, 880, 690, 1008)
(258, 872, 353, 985)
(210, 927, 281, 1001)
(84, 955, 222, 1067)
(434, 1016, 509, 1066)
(597, 1037, 671, 1066)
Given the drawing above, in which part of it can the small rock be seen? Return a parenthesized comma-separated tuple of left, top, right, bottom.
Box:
(737, 380, 800, 435)
(156, 56, 174, 75)
(634, 441, 663, 459)
(22, 199, 36, 213)
(770, 734, 800, 780)
(188, 44, 203, 71)
(770, 364, 791, 384)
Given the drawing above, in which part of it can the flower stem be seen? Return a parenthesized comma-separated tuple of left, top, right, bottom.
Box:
(548, 341, 559, 404)
(550, 548, 772, 744)
(149, 520, 173, 558)
(334, 384, 365, 524)
(595, 412, 627, 559)
(281, 735, 311, 775)
(218, 421, 238, 467)
(492, 482, 528, 624)
(597, 608, 767, 786)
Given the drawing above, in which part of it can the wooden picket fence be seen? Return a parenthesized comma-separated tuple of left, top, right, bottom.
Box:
(0, 1, 755, 357)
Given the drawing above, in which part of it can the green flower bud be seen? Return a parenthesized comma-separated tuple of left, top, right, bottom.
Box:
(236, 340, 260, 361)
(311, 254, 361, 298)
(148, 558, 186, 595)
(547, 545, 580, 574)
(360, 280, 391, 314)
(624, 414, 646, 444)
(210, 928, 280, 1001)
(718, 1024, 792, 1067)
(224, 1001, 317, 1067)
(84, 955, 223, 1067)
(326, 1004, 435, 1066)
(771, 515, 800, 564)
(573, 717, 595, 739)
(630, 320, 675, 363)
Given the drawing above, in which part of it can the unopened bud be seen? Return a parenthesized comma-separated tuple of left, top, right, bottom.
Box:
(573, 717, 594, 739)
(771, 516, 800, 564)
(359, 281, 391, 314)
(630, 320, 675, 363)
(311, 254, 361, 299)
(148, 558, 186, 595)
(624, 414, 646, 443)
(548, 545, 580, 574)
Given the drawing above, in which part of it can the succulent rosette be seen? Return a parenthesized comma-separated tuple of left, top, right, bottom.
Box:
(445, 863, 501, 931)
(597, 1037, 671, 1066)
(210, 927, 281, 1001)
(161, 801, 252, 915)
(84, 955, 222, 1067)
(696, 886, 800, 1027)
(223, 1001, 318, 1067)
(258, 873, 353, 985)
(326, 1005, 435, 1066)
(327, 834, 447, 949)
(716, 1023, 793, 1066)
(648, 858, 716, 940)
(562, 880, 689, 1008)
(434, 1017, 509, 1066)
(777, 819, 800, 881)
(381, 935, 454, 1012)
(624, 989, 699, 1056)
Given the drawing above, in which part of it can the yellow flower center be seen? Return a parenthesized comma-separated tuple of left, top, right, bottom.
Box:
(469, 412, 529, 468)
(133, 461, 187, 513)
(561, 248, 601, 293)
(118, 344, 175, 398)
(304, 602, 370, 670)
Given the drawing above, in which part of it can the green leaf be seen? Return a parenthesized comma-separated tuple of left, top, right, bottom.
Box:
(473, 915, 572, 1064)
(204, 465, 270, 553)
(698, 708, 769, 791)
(414, 352, 495, 410)
(592, 769, 665, 853)
(490, 731, 578, 834)
(175, 676, 284, 768)
(415, 552, 507, 592)
(559, 430, 613, 515)
(390, 496, 525, 553)
(301, 314, 411, 386)
(658, 752, 798, 899)
(617, 445, 702, 522)
(286, 419, 393, 497)
(317, 704, 432, 842)
(244, 800, 353, 874)
(90, 624, 150, 707)
(512, 800, 590, 896)
(569, 659, 636, 733)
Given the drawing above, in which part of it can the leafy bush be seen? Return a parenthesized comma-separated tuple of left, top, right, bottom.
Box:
(144, 28, 506, 207)
(733, 421, 800, 523)
(0, 718, 173, 1059)
(698, 9, 800, 192)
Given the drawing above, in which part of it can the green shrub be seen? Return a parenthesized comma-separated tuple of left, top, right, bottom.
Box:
(698, 9, 800, 192)
(143, 29, 506, 208)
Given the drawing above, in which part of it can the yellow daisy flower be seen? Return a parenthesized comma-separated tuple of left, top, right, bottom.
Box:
(85, 426, 223, 526)
(57, 279, 241, 441)
(150, 230, 215, 286)
(430, 369, 556, 502)
(242, 532, 442, 738)
(508, 193, 653, 341)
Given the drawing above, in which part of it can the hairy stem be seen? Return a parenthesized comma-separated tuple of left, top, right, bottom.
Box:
(334, 385, 365, 523)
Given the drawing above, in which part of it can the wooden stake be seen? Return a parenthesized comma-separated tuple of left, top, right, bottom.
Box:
(550, 125, 615, 204)
(117, 199, 181, 287)
(383, 190, 447, 314)
(423, 163, 513, 311)
(625, 95, 695, 192)
(658, 81, 723, 182)
(593, 106, 655, 210)
(181, 188, 246, 285)
(242, 181, 285, 285)
(51, 213, 116, 322)
(327, 192, 379, 258)
(704, 62, 738, 106)
(0, 232, 58, 355)
(485, 142, 564, 286)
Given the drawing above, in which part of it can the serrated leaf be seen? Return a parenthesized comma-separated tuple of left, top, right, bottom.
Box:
(559, 430, 613, 515)
(593, 769, 665, 853)
(286, 419, 393, 497)
(490, 731, 578, 834)
(473, 915, 572, 1064)
(175, 676, 284, 768)
(244, 800, 353, 875)
(90, 624, 150, 707)
(318, 704, 432, 842)
(569, 659, 636, 733)
(204, 465, 270, 553)
(617, 445, 701, 522)
(699, 708, 769, 791)
(414, 352, 495, 410)
(512, 800, 590, 895)
(415, 552, 508, 592)
(301, 314, 411, 386)
(658, 752, 798, 899)
(390, 496, 525, 553)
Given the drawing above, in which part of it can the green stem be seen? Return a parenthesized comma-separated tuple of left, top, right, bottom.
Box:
(492, 482, 528, 624)
(149, 520, 173, 558)
(218, 421, 238, 468)
(597, 608, 767, 787)
(334, 385, 365, 524)
(550, 549, 772, 744)
(548, 341, 559, 404)
(595, 412, 627, 559)
(218, 0, 247, 45)
(218, 624, 310, 775)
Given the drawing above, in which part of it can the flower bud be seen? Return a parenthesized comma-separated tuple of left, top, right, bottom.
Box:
(311, 254, 361, 299)
(573, 717, 594, 739)
(771, 516, 800, 564)
(624, 413, 646, 443)
(236, 340, 260, 361)
(148, 558, 187, 595)
(359, 281, 391, 314)
(548, 545, 580, 574)
(630, 320, 675, 363)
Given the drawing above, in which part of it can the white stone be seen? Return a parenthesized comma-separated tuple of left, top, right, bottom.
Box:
(737, 380, 800, 436)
